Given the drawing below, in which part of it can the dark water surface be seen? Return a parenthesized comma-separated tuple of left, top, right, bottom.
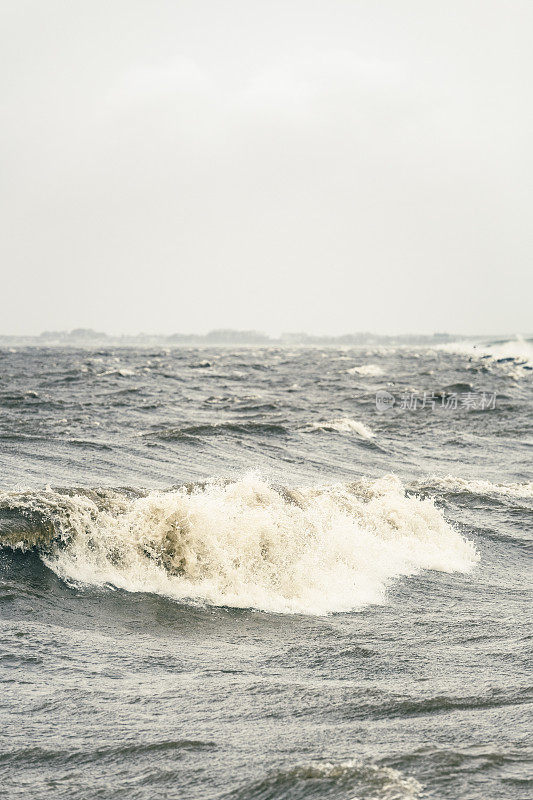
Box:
(1, 340, 531, 799)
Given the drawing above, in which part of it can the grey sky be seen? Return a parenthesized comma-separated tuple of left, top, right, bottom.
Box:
(1, 0, 531, 336)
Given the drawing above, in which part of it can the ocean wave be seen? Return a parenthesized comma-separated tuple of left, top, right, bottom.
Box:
(101, 368, 137, 378)
(0, 474, 478, 615)
(0, 739, 215, 767)
(305, 418, 375, 439)
(149, 421, 288, 440)
(412, 475, 533, 500)
(437, 335, 533, 368)
(227, 759, 422, 800)
(347, 364, 384, 377)
(370, 687, 533, 720)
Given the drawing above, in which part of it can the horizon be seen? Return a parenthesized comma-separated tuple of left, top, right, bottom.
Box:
(1, 326, 531, 342)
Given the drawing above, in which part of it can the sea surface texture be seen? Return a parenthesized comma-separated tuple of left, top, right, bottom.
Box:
(0, 339, 531, 799)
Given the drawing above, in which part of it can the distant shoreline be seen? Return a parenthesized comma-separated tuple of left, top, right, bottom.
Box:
(0, 329, 522, 348)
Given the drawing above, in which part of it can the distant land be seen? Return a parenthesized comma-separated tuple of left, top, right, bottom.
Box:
(0, 328, 500, 347)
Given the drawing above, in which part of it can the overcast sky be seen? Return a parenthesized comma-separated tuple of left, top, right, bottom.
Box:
(1, 0, 531, 336)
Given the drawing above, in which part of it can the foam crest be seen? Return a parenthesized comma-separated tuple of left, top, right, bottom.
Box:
(347, 363, 384, 377)
(1, 475, 479, 615)
(437, 335, 533, 367)
(231, 759, 422, 800)
(307, 418, 375, 438)
(414, 475, 533, 500)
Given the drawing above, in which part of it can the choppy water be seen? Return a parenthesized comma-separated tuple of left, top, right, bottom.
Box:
(1, 339, 532, 799)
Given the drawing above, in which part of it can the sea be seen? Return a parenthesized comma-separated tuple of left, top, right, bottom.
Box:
(0, 337, 531, 799)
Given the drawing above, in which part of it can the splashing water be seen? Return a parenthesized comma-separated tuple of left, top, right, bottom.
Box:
(2, 474, 478, 615)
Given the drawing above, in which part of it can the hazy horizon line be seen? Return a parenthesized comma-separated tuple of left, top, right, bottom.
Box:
(0, 328, 530, 342)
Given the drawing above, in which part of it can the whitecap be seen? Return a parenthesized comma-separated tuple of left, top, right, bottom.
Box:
(3, 473, 479, 615)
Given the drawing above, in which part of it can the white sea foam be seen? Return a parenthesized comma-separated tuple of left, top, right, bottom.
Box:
(347, 364, 384, 377)
(307, 418, 375, 438)
(4, 474, 479, 615)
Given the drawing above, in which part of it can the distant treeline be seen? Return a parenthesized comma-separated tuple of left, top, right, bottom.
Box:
(0, 328, 463, 346)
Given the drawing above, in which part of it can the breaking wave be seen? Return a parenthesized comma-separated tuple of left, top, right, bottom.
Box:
(0, 475, 479, 615)
(306, 418, 375, 439)
(437, 335, 533, 367)
(347, 363, 384, 377)
(412, 475, 533, 500)
(228, 759, 422, 800)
